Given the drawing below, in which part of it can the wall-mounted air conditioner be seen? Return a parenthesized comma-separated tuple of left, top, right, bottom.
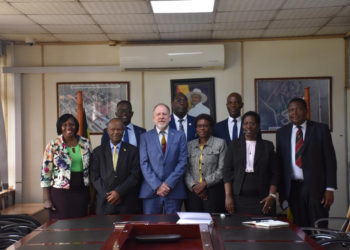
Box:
(119, 44, 224, 71)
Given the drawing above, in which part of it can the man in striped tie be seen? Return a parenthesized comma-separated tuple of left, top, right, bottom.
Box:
(139, 103, 187, 214)
(276, 97, 337, 227)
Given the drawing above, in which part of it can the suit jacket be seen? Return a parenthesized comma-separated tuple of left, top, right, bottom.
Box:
(169, 114, 196, 142)
(223, 137, 279, 197)
(276, 121, 337, 201)
(100, 123, 146, 147)
(139, 127, 187, 199)
(90, 142, 141, 215)
(185, 136, 227, 190)
(213, 118, 244, 145)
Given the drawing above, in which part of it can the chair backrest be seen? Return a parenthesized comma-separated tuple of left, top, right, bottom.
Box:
(345, 205, 350, 233)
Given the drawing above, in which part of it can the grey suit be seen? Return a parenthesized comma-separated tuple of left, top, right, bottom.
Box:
(185, 136, 227, 212)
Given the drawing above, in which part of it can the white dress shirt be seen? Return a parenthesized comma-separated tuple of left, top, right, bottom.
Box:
(245, 140, 256, 173)
(290, 121, 306, 180)
(156, 127, 169, 144)
(173, 114, 188, 138)
(228, 116, 242, 140)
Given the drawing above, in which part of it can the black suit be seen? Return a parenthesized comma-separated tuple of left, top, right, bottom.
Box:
(213, 118, 244, 145)
(90, 142, 142, 215)
(276, 121, 337, 227)
(223, 137, 279, 214)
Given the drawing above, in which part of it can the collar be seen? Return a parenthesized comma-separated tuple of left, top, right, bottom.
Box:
(194, 136, 214, 148)
(228, 116, 241, 123)
(293, 120, 307, 130)
(156, 127, 169, 135)
(110, 140, 122, 150)
(125, 123, 134, 130)
(173, 113, 187, 122)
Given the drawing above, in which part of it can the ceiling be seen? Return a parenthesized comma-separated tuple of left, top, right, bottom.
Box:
(0, 0, 349, 44)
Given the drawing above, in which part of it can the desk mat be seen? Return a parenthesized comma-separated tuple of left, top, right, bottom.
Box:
(47, 215, 121, 229)
(224, 241, 313, 250)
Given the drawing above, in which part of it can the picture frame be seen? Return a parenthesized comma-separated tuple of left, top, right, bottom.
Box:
(255, 77, 332, 133)
(57, 81, 130, 134)
(170, 78, 216, 121)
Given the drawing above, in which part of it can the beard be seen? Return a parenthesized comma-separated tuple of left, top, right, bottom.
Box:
(155, 122, 168, 130)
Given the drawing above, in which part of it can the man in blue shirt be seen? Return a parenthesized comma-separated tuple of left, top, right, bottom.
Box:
(101, 100, 146, 147)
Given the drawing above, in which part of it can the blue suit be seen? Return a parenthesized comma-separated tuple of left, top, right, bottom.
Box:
(101, 124, 146, 147)
(139, 127, 187, 214)
(213, 118, 244, 145)
(169, 114, 197, 142)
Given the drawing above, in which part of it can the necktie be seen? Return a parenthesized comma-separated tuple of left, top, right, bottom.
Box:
(112, 145, 118, 171)
(178, 119, 184, 132)
(295, 126, 303, 168)
(123, 127, 129, 143)
(232, 119, 238, 140)
(160, 131, 166, 154)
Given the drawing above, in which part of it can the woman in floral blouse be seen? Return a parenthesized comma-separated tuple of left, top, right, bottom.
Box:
(41, 114, 91, 219)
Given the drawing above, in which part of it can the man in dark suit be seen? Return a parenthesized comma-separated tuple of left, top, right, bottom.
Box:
(213, 92, 244, 144)
(139, 103, 187, 214)
(169, 92, 196, 142)
(101, 100, 146, 147)
(91, 118, 141, 215)
(276, 97, 337, 227)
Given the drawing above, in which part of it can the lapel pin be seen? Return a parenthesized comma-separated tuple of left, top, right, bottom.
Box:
(189, 123, 192, 126)
(123, 148, 126, 151)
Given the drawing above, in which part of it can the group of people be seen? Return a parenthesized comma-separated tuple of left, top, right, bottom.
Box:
(40, 92, 337, 228)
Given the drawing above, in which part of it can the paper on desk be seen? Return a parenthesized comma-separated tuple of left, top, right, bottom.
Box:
(176, 212, 213, 225)
(242, 219, 289, 229)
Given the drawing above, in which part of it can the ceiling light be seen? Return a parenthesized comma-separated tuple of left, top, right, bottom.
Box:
(151, 0, 215, 13)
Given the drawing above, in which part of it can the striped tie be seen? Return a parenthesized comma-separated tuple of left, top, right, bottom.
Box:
(160, 131, 166, 154)
(295, 126, 303, 168)
(178, 119, 184, 132)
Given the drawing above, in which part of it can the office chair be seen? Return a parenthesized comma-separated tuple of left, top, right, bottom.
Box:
(302, 206, 350, 248)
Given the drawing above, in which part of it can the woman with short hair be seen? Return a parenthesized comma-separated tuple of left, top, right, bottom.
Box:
(41, 114, 91, 219)
(185, 113, 226, 212)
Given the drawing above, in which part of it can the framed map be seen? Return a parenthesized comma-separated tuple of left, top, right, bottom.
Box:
(255, 77, 332, 133)
(57, 82, 129, 134)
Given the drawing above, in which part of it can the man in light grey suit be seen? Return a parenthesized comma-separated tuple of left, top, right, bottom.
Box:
(139, 103, 187, 214)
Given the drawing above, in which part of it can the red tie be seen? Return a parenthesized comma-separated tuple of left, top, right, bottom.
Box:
(295, 126, 303, 167)
(161, 131, 166, 154)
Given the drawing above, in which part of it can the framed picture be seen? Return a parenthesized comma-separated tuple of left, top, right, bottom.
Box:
(57, 82, 130, 134)
(255, 77, 332, 133)
(171, 78, 216, 121)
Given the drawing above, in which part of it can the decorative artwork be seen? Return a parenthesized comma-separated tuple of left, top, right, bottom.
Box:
(171, 78, 216, 121)
(255, 77, 332, 132)
(57, 82, 129, 134)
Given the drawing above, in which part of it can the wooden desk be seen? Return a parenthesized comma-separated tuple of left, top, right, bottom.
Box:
(1, 203, 49, 225)
(8, 214, 322, 249)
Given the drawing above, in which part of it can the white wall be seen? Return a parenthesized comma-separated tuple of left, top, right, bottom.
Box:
(2, 38, 348, 217)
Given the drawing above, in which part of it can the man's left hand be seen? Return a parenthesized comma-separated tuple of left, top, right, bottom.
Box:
(106, 190, 121, 205)
(321, 190, 334, 209)
(156, 182, 170, 197)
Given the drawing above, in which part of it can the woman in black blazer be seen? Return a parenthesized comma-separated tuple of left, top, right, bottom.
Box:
(223, 111, 279, 215)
